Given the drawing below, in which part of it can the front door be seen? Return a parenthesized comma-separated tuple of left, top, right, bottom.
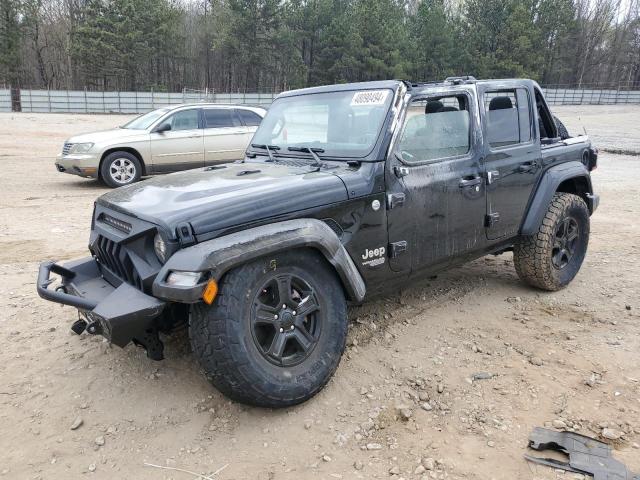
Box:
(386, 92, 487, 274)
(477, 84, 541, 240)
(150, 108, 204, 173)
(202, 108, 249, 164)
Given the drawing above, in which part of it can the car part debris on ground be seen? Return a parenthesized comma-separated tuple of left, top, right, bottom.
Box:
(525, 427, 640, 480)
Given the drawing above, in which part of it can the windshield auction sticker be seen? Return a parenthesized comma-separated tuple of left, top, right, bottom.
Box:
(350, 90, 389, 106)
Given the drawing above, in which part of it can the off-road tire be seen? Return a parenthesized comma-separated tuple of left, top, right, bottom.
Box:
(553, 115, 570, 140)
(100, 151, 142, 188)
(189, 249, 348, 408)
(514, 193, 589, 291)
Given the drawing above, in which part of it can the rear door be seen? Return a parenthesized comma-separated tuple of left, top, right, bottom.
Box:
(478, 84, 541, 240)
(202, 108, 249, 164)
(149, 108, 204, 173)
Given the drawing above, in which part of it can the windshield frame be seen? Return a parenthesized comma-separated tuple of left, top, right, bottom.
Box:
(248, 88, 397, 161)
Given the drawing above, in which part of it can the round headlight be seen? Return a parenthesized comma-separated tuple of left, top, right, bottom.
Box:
(154, 233, 167, 263)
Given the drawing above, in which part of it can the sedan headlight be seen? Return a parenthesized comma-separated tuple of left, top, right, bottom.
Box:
(69, 142, 94, 154)
(154, 233, 167, 263)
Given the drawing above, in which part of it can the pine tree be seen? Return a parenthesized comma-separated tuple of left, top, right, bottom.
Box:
(0, 0, 21, 85)
(408, 0, 460, 82)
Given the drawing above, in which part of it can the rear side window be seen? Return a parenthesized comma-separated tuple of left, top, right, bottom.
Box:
(236, 109, 263, 126)
(397, 94, 471, 163)
(484, 88, 532, 147)
(204, 109, 241, 128)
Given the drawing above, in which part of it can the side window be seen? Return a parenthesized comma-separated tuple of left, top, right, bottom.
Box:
(165, 109, 199, 131)
(204, 109, 241, 128)
(484, 88, 531, 148)
(236, 109, 263, 127)
(397, 95, 471, 163)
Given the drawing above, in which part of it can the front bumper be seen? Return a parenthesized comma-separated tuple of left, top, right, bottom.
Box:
(37, 257, 166, 358)
(55, 153, 100, 178)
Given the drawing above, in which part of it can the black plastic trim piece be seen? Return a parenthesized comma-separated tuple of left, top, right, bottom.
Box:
(520, 161, 593, 236)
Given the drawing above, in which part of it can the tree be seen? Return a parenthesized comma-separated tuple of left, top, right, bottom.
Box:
(352, 0, 408, 81)
(5, 0, 640, 91)
(408, 0, 461, 82)
(310, 1, 362, 84)
(0, 0, 21, 85)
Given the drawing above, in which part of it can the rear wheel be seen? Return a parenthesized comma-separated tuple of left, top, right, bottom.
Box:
(514, 193, 589, 291)
(100, 151, 142, 188)
(189, 250, 348, 407)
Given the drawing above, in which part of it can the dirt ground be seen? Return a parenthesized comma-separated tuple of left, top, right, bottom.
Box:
(0, 106, 639, 480)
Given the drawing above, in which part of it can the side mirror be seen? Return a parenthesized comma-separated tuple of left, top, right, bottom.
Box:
(154, 123, 171, 133)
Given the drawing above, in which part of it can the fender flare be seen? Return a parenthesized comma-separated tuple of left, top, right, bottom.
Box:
(520, 161, 593, 236)
(153, 219, 366, 303)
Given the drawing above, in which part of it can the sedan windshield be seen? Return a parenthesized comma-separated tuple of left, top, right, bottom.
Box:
(122, 107, 171, 130)
(251, 89, 393, 158)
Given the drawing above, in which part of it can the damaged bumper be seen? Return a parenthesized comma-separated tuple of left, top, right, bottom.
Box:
(37, 257, 166, 359)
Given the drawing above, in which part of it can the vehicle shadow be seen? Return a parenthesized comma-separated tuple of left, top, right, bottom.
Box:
(54, 179, 107, 191)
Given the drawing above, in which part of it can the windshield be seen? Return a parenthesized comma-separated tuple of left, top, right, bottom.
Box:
(122, 107, 171, 130)
(251, 89, 393, 158)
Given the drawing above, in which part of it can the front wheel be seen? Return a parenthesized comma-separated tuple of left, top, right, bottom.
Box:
(100, 151, 142, 188)
(514, 193, 590, 291)
(189, 250, 348, 408)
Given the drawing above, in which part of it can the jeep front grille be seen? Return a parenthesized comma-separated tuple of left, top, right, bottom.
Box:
(93, 235, 143, 290)
(62, 143, 72, 155)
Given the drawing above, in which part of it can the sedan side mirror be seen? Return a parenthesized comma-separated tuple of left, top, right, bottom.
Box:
(154, 123, 171, 133)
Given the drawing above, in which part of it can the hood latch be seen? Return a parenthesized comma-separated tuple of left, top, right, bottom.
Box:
(176, 222, 196, 247)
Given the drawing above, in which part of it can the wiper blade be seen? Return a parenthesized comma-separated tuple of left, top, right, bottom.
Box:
(251, 143, 281, 162)
(287, 146, 324, 168)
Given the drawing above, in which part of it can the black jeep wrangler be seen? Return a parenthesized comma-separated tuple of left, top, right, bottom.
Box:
(38, 77, 598, 407)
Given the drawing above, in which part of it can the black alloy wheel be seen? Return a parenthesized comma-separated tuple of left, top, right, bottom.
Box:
(189, 249, 348, 407)
(551, 217, 579, 269)
(251, 273, 321, 367)
(513, 192, 590, 291)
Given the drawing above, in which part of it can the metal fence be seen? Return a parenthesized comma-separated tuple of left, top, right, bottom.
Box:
(0, 89, 277, 113)
(0, 89, 10, 112)
(543, 87, 640, 105)
(1, 86, 639, 113)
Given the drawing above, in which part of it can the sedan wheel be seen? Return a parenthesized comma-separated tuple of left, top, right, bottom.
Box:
(100, 151, 142, 188)
(109, 158, 137, 185)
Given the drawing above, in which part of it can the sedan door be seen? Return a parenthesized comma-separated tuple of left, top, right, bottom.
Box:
(149, 108, 204, 173)
(202, 108, 249, 165)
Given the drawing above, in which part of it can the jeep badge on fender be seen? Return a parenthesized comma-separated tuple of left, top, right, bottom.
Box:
(37, 77, 598, 408)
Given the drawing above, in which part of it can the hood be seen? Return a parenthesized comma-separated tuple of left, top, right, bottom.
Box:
(97, 162, 349, 237)
(67, 128, 147, 144)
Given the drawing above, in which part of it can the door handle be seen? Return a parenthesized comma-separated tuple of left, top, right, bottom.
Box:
(518, 161, 538, 172)
(486, 170, 500, 184)
(459, 175, 482, 188)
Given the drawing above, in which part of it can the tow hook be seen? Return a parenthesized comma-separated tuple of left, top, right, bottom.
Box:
(70, 318, 87, 335)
